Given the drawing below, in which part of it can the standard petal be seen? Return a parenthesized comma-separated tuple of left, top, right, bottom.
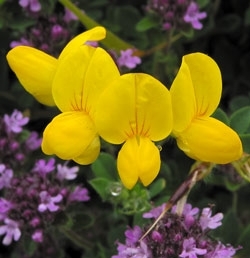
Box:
(175, 117, 243, 164)
(95, 73, 172, 144)
(170, 59, 196, 133)
(117, 137, 161, 189)
(59, 26, 106, 60)
(6, 46, 56, 106)
(183, 53, 222, 117)
(52, 46, 120, 114)
(42, 111, 99, 163)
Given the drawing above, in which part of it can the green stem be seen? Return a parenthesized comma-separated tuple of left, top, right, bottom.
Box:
(60, 226, 93, 250)
(232, 191, 238, 214)
(58, 0, 133, 51)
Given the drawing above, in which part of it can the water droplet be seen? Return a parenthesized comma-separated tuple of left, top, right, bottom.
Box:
(110, 182, 123, 196)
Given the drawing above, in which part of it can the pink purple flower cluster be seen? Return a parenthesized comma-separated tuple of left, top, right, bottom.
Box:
(0, 109, 41, 169)
(146, 0, 207, 31)
(10, 6, 78, 57)
(112, 203, 241, 257)
(0, 158, 90, 245)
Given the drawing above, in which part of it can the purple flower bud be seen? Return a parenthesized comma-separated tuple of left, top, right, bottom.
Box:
(25, 131, 42, 150)
(29, 217, 40, 228)
(151, 230, 163, 242)
(0, 198, 12, 221)
(0, 164, 13, 189)
(63, 8, 78, 23)
(19, 0, 41, 13)
(51, 25, 65, 40)
(32, 229, 43, 243)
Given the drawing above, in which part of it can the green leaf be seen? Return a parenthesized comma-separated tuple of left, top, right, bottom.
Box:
(239, 133, 250, 153)
(91, 152, 118, 180)
(212, 108, 230, 125)
(216, 14, 241, 33)
(229, 95, 250, 112)
(215, 210, 240, 244)
(148, 178, 166, 198)
(88, 177, 111, 200)
(230, 106, 250, 134)
(244, 6, 250, 26)
(196, 0, 209, 8)
(136, 15, 160, 32)
(238, 224, 250, 256)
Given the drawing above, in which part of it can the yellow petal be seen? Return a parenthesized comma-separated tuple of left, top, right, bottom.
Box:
(42, 111, 99, 164)
(73, 135, 100, 165)
(6, 46, 56, 106)
(52, 46, 120, 115)
(170, 59, 196, 133)
(183, 53, 222, 117)
(59, 26, 106, 60)
(117, 137, 161, 189)
(176, 117, 243, 164)
(95, 73, 172, 144)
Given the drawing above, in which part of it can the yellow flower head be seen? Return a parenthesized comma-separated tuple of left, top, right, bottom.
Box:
(170, 52, 242, 163)
(6, 26, 106, 106)
(7, 27, 120, 164)
(95, 73, 172, 189)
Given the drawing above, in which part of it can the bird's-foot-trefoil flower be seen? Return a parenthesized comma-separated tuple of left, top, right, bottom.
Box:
(6, 26, 107, 106)
(7, 27, 120, 164)
(170, 52, 242, 163)
(95, 73, 172, 189)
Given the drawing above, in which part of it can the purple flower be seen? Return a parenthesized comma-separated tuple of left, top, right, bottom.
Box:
(171, 203, 199, 229)
(68, 186, 90, 202)
(143, 203, 166, 219)
(3, 110, 29, 133)
(56, 163, 79, 181)
(38, 191, 63, 212)
(112, 239, 151, 258)
(25, 131, 42, 150)
(85, 41, 99, 47)
(33, 158, 55, 176)
(0, 198, 12, 221)
(63, 8, 78, 22)
(117, 49, 141, 69)
(179, 237, 207, 258)
(32, 229, 43, 243)
(10, 37, 32, 48)
(0, 164, 13, 190)
(51, 24, 67, 41)
(199, 207, 223, 231)
(183, 2, 207, 30)
(0, 218, 21, 245)
(19, 0, 41, 12)
(205, 242, 240, 258)
(125, 226, 142, 245)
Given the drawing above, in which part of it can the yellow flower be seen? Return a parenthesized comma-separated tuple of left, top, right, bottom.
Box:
(6, 26, 106, 106)
(95, 73, 172, 189)
(7, 27, 120, 164)
(170, 52, 242, 164)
